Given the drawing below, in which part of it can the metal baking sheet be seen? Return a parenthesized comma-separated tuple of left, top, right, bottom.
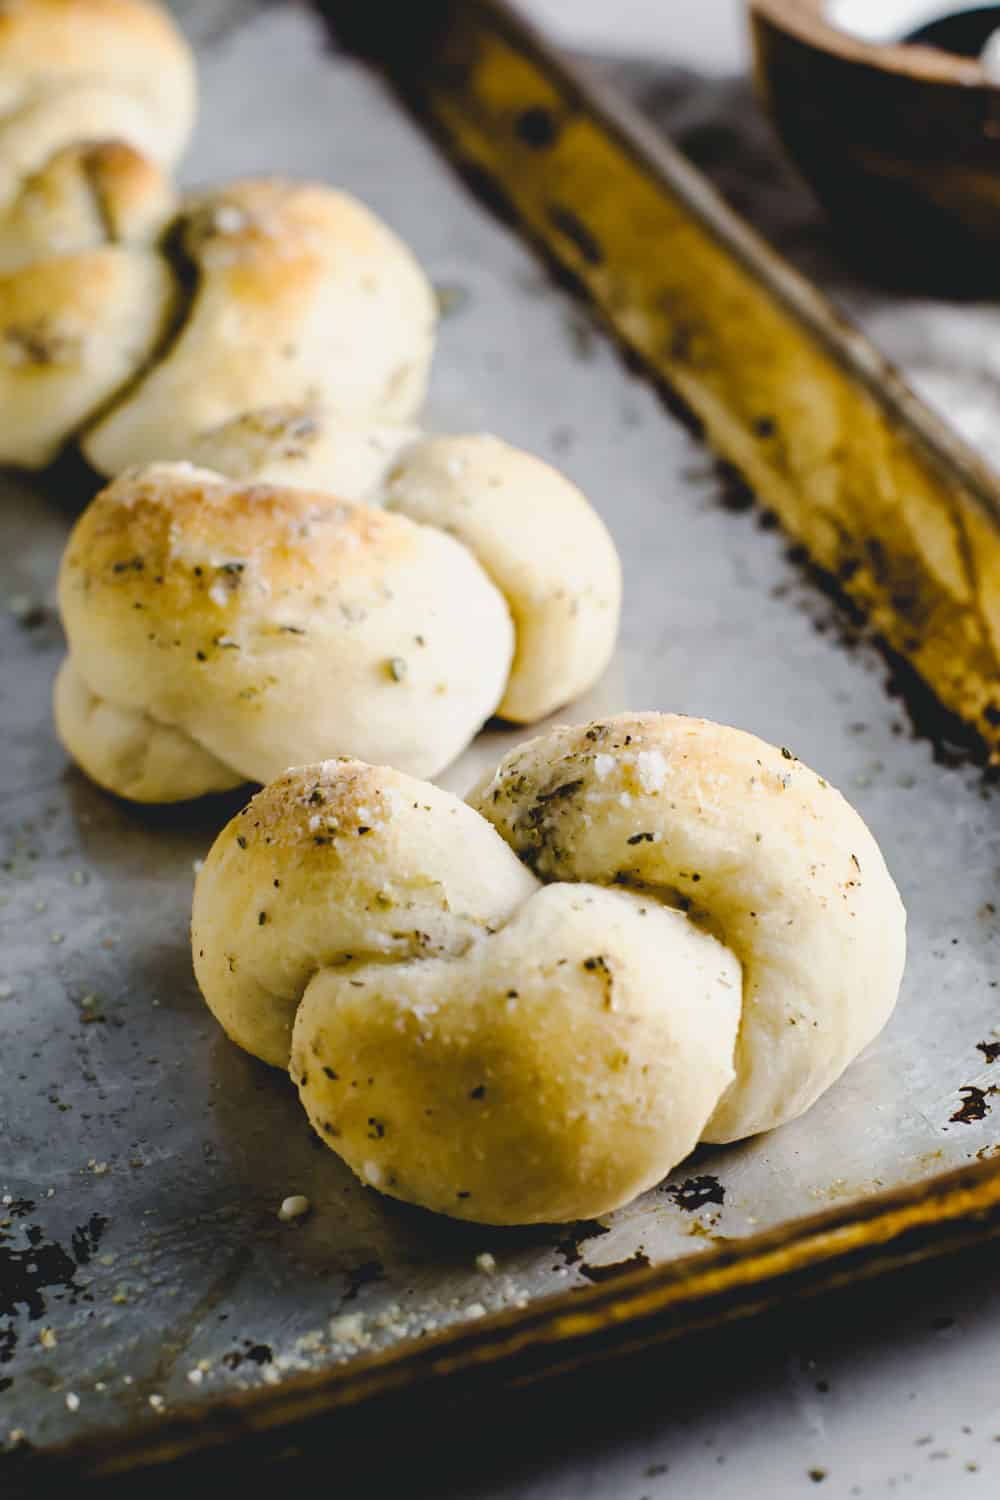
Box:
(3, 0, 1000, 1480)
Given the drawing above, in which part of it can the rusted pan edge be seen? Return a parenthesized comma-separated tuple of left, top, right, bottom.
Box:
(325, 0, 1000, 758)
(11, 1151, 1000, 1490)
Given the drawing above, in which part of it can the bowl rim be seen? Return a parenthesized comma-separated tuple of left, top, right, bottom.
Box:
(750, 0, 989, 85)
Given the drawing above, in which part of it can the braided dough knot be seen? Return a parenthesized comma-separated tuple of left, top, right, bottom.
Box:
(0, 0, 195, 195)
(81, 179, 439, 476)
(0, 13, 436, 469)
(0, 0, 193, 467)
(191, 714, 906, 1225)
(55, 449, 620, 799)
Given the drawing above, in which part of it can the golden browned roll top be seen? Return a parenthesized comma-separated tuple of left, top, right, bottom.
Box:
(0, 1, 437, 471)
(0, 0, 196, 191)
(0, 0, 192, 467)
(80, 180, 439, 475)
(191, 715, 907, 1225)
(54, 451, 621, 797)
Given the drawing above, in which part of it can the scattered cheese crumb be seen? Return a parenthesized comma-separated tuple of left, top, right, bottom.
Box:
(636, 749, 668, 793)
(464, 1302, 487, 1319)
(213, 204, 246, 234)
(329, 1312, 368, 1346)
(65, 1392, 80, 1412)
(593, 753, 615, 779)
(186, 1368, 204, 1386)
(39, 1327, 57, 1349)
(148, 1394, 165, 1412)
(278, 1194, 311, 1222)
(475, 1252, 497, 1275)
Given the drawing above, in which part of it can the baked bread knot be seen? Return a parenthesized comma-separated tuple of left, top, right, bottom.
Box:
(185, 409, 622, 723)
(191, 715, 906, 1225)
(0, 13, 437, 471)
(55, 461, 512, 800)
(82, 180, 438, 475)
(0, 0, 193, 467)
(55, 448, 618, 800)
(0, 0, 196, 199)
(0, 139, 178, 467)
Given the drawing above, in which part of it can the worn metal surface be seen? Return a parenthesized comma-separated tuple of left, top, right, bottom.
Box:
(3, 0, 1000, 1472)
(348, 0, 1000, 757)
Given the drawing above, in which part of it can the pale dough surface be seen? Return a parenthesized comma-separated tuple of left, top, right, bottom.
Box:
(192, 714, 906, 1224)
(56, 462, 514, 797)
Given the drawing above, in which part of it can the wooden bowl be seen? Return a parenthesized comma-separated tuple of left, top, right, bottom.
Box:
(749, 1, 1000, 291)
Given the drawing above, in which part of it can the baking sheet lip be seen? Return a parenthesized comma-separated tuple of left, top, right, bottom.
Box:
(333, 0, 1000, 528)
(536, 3, 1000, 516)
(19, 1149, 1000, 1485)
